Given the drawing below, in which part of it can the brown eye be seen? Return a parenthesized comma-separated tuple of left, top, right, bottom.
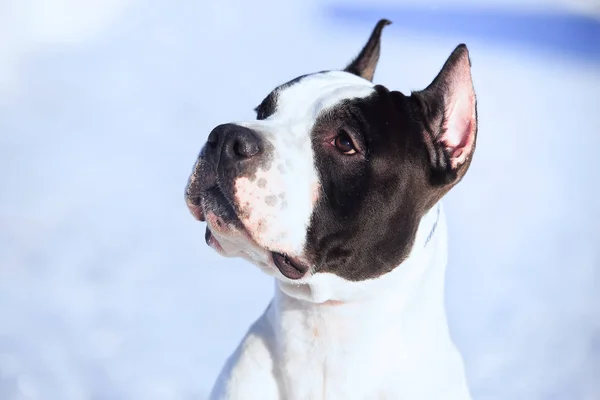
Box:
(333, 130, 357, 155)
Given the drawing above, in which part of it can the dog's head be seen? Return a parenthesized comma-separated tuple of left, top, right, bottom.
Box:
(186, 20, 477, 298)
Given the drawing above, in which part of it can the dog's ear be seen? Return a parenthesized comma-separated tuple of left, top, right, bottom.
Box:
(415, 44, 477, 186)
(344, 19, 391, 81)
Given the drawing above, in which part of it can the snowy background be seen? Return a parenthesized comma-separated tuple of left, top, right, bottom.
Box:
(1, 0, 599, 399)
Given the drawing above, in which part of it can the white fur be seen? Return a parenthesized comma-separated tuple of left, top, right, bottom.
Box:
(205, 71, 471, 399)
(209, 204, 471, 399)
(230, 71, 375, 259)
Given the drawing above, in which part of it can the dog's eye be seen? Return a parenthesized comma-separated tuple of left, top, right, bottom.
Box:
(333, 130, 357, 155)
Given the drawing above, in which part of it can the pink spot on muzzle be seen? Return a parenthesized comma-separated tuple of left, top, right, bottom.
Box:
(311, 183, 321, 205)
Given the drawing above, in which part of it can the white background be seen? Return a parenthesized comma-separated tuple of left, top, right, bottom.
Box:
(1, 0, 599, 399)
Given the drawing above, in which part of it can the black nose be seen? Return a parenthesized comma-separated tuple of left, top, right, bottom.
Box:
(206, 123, 263, 167)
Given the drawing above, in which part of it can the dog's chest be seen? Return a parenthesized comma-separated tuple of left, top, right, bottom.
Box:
(270, 301, 407, 399)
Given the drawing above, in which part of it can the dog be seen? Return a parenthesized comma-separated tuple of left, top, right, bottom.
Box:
(185, 19, 477, 400)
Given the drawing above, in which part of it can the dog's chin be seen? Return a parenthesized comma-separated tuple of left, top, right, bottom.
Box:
(188, 185, 311, 280)
(201, 207, 310, 281)
(204, 211, 267, 260)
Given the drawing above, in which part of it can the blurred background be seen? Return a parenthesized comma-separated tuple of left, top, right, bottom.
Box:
(0, 0, 599, 399)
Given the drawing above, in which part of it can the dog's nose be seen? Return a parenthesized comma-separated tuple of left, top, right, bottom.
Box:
(206, 123, 263, 167)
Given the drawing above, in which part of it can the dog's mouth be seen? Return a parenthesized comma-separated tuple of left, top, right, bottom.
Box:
(187, 184, 309, 280)
(190, 185, 245, 240)
(188, 203, 205, 222)
(271, 252, 309, 280)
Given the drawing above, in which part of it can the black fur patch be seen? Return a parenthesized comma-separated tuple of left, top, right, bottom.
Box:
(305, 84, 470, 281)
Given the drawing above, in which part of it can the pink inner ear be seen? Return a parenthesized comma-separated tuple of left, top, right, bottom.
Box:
(442, 70, 476, 169)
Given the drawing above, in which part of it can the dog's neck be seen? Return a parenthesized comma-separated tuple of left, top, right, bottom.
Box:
(273, 204, 446, 328)
(265, 203, 457, 397)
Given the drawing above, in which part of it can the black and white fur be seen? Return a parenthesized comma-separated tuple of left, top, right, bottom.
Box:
(186, 19, 477, 400)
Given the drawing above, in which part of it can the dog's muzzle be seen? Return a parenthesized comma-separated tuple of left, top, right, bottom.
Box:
(185, 124, 310, 280)
(185, 123, 264, 221)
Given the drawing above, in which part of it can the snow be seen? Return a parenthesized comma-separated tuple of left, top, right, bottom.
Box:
(0, 0, 598, 399)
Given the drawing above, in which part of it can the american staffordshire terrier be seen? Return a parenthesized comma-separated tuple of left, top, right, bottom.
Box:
(186, 19, 477, 400)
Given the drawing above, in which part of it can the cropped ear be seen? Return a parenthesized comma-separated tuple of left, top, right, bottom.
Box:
(415, 44, 478, 185)
(344, 19, 391, 81)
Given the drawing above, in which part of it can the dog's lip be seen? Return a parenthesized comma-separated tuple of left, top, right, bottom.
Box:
(204, 211, 257, 248)
(186, 199, 205, 222)
(272, 252, 309, 280)
(205, 228, 224, 253)
(205, 211, 232, 235)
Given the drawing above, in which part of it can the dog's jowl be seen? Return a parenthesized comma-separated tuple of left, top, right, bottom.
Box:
(186, 19, 477, 400)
